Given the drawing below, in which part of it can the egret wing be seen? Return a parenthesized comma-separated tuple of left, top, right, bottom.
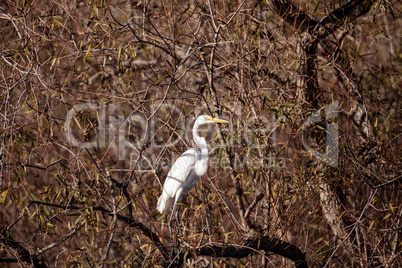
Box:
(157, 148, 200, 213)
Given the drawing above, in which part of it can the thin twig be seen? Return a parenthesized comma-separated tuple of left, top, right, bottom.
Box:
(27, 201, 170, 259)
(323, 189, 377, 267)
(35, 224, 82, 257)
(206, 176, 246, 232)
(100, 171, 118, 266)
(244, 193, 265, 226)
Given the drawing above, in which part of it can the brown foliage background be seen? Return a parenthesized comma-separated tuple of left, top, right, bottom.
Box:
(0, 0, 401, 267)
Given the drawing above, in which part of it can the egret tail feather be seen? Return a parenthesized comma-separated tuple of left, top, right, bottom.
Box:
(157, 194, 175, 213)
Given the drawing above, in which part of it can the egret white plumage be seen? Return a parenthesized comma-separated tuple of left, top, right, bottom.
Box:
(157, 115, 229, 236)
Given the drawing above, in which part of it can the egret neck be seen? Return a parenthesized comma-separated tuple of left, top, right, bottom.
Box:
(193, 123, 209, 176)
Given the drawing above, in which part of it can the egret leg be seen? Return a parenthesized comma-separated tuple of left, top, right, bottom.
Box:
(169, 188, 183, 237)
(168, 201, 177, 237)
(170, 240, 175, 256)
(168, 189, 183, 255)
(175, 204, 183, 236)
(168, 201, 177, 255)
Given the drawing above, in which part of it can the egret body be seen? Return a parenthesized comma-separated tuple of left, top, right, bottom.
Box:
(157, 115, 228, 235)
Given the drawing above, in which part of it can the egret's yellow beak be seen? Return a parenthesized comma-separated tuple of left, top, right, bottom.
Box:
(208, 117, 229, 124)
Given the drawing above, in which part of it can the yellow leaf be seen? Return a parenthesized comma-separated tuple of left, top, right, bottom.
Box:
(28, 210, 37, 221)
(389, 203, 394, 213)
(84, 44, 91, 62)
(140, 243, 149, 250)
(383, 213, 391, 220)
(118, 45, 122, 63)
(1, 190, 8, 204)
(93, 5, 98, 17)
(54, 19, 65, 28)
(368, 220, 375, 231)
(60, 93, 66, 104)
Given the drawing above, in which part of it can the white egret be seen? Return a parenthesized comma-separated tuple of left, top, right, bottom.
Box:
(157, 115, 229, 236)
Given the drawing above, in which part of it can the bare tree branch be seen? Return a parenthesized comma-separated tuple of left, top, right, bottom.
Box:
(269, 0, 318, 32)
(168, 234, 307, 268)
(314, 0, 378, 38)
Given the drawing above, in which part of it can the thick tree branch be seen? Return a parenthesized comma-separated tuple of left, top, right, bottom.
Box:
(168, 234, 307, 268)
(270, 0, 378, 39)
(270, 0, 378, 108)
(314, 0, 378, 38)
(269, 1, 379, 265)
(269, 0, 317, 32)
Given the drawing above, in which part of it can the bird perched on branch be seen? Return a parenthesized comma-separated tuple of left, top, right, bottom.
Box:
(157, 115, 229, 236)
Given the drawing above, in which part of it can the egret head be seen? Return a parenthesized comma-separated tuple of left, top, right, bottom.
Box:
(196, 115, 229, 126)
